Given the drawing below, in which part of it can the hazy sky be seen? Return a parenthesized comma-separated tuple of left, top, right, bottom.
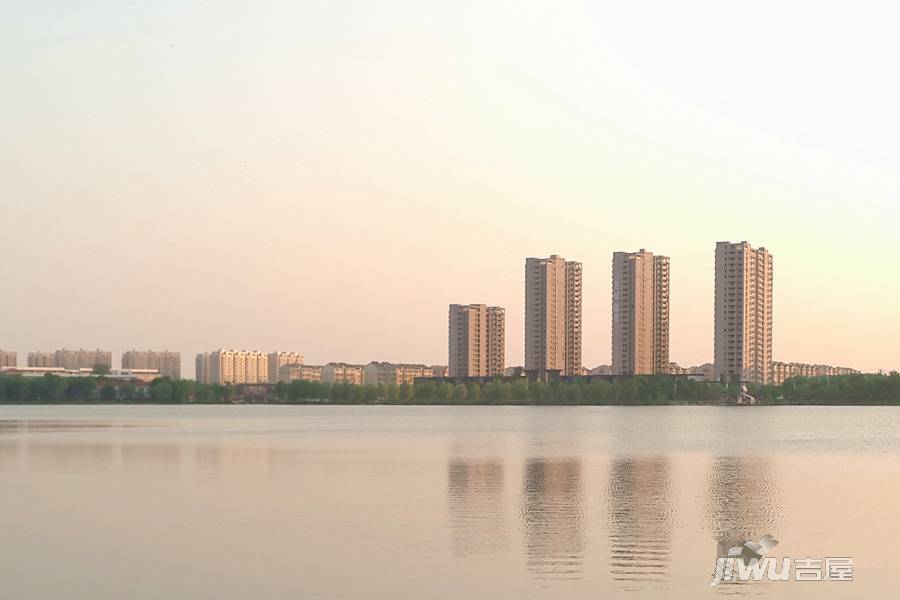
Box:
(3, 1, 899, 377)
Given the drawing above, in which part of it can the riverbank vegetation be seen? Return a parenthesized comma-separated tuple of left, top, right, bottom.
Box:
(1, 372, 899, 405)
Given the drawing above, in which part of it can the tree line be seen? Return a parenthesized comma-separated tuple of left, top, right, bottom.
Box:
(752, 372, 900, 405)
(1, 372, 898, 405)
(0, 375, 231, 404)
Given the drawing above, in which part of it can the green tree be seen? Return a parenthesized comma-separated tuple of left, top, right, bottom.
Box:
(482, 380, 502, 402)
(193, 384, 212, 403)
(452, 383, 468, 402)
(399, 383, 413, 403)
(414, 382, 435, 402)
(363, 384, 379, 403)
(563, 384, 582, 404)
(511, 380, 529, 401)
(99, 384, 118, 402)
(120, 383, 137, 401)
(384, 383, 399, 403)
(66, 378, 95, 402)
(436, 382, 454, 403)
(149, 381, 173, 402)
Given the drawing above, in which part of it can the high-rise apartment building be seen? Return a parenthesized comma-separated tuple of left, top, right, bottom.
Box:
(52, 348, 112, 370)
(195, 350, 269, 385)
(0, 350, 16, 368)
(27, 351, 54, 368)
(525, 255, 582, 378)
(714, 241, 774, 385)
(611, 250, 670, 375)
(122, 350, 182, 379)
(267, 351, 304, 383)
(195, 353, 210, 384)
(448, 304, 505, 377)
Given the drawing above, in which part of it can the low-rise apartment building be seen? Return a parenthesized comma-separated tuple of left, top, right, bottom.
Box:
(772, 361, 859, 386)
(278, 364, 323, 383)
(267, 351, 304, 383)
(363, 362, 446, 386)
(322, 363, 365, 386)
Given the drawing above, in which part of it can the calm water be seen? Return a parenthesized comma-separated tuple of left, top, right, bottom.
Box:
(1, 405, 899, 599)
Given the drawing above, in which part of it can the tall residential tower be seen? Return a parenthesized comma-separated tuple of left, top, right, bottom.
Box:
(611, 250, 670, 375)
(0, 350, 16, 368)
(525, 255, 582, 378)
(714, 241, 774, 385)
(448, 304, 505, 378)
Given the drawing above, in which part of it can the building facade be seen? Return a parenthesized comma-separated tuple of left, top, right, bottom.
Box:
(0, 366, 160, 382)
(363, 362, 446, 386)
(611, 250, 670, 375)
(195, 353, 210, 384)
(689, 363, 717, 382)
(278, 364, 323, 383)
(195, 350, 268, 385)
(0, 350, 16, 368)
(772, 362, 858, 386)
(714, 241, 774, 385)
(448, 304, 505, 378)
(267, 351, 304, 383)
(52, 348, 113, 370)
(322, 363, 365, 385)
(525, 255, 582, 378)
(27, 351, 54, 368)
(122, 350, 182, 379)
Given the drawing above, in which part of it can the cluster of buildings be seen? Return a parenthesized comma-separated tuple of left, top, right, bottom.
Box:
(193, 350, 448, 386)
(122, 350, 182, 379)
(771, 362, 858, 386)
(0, 349, 181, 381)
(448, 255, 583, 379)
(26, 348, 112, 370)
(2, 241, 862, 389)
(447, 242, 856, 385)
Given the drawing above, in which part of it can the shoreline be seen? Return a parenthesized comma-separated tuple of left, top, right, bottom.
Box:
(2, 400, 898, 407)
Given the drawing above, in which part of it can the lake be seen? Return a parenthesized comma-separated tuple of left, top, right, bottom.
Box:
(1, 405, 898, 599)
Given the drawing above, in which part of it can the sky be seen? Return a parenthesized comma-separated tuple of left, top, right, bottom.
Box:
(2, 1, 899, 377)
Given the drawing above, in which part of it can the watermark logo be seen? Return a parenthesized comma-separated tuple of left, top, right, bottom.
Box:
(710, 534, 853, 587)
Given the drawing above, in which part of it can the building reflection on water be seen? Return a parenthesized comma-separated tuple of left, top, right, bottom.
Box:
(606, 456, 674, 589)
(520, 458, 585, 579)
(121, 444, 181, 475)
(706, 456, 781, 553)
(0, 441, 18, 471)
(446, 459, 508, 557)
(27, 443, 115, 472)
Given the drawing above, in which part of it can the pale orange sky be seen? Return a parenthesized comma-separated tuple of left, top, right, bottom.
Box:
(2, 2, 899, 377)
